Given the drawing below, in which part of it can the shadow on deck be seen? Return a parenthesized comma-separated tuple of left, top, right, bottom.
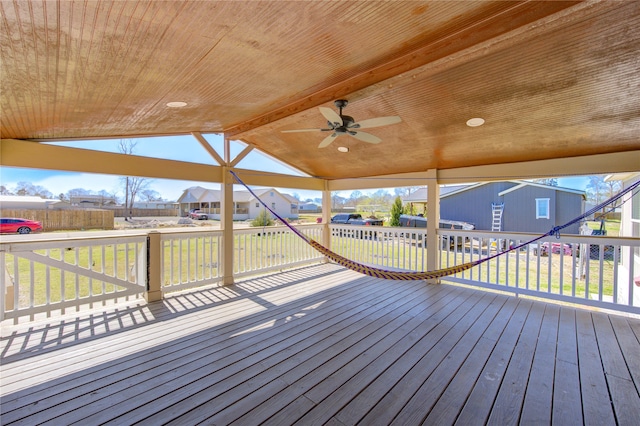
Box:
(1, 263, 639, 425)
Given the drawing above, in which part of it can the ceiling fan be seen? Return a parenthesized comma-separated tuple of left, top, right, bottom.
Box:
(281, 99, 401, 148)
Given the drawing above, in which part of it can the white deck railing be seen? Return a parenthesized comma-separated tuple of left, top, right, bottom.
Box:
(1, 226, 325, 322)
(438, 229, 640, 314)
(233, 224, 324, 278)
(329, 224, 640, 315)
(0, 233, 148, 322)
(159, 230, 223, 293)
(2, 225, 638, 322)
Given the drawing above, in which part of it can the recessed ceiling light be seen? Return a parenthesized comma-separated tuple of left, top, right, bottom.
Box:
(337, 146, 349, 153)
(466, 117, 485, 127)
(166, 101, 188, 108)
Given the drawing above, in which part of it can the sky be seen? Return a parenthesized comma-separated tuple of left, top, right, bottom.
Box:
(1, 133, 591, 202)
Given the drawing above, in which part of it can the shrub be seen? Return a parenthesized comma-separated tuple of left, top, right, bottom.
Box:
(251, 209, 274, 227)
(389, 196, 404, 227)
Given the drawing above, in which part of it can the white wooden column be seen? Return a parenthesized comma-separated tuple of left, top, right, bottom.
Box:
(426, 168, 440, 283)
(221, 139, 235, 285)
(321, 185, 332, 256)
(145, 231, 163, 302)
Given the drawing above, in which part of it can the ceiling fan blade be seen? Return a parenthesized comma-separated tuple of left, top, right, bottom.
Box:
(351, 116, 401, 129)
(281, 128, 325, 133)
(319, 107, 343, 126)
(318, 133, 338, 148)
(349, 131, 381, 144)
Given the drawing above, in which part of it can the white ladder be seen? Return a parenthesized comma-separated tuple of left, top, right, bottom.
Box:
(491, 203, 504, 232)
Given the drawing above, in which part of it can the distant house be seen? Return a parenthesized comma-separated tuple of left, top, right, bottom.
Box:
(132, 201, 179, 210)
(605, 172, 640, 306)
(69, 194, 117, 207)
(299, 202, 321, 212)
(177, 186, 299, 220)
(403, 181, 586, 234)
(0, 195, 63, 210)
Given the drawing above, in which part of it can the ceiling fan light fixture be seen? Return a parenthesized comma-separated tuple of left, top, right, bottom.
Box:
(337, 146, 349, 153)
(166, 101, 188, 108)
(466, 117, 485, 127)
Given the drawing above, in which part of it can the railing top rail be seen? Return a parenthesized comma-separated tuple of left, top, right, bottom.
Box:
(234, 224, 323, 235)
(436, 229, 640, 245)
(0, 233, 148, 251)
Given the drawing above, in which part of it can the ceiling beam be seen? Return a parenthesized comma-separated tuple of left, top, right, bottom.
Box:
(191, 132, 225, 166)
(325, 151, 640, 190)
(225, 1, 582, 138)
(0, 138, 325, 191)
(3, 139, 637, 193)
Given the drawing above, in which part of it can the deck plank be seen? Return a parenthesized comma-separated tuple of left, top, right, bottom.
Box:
(228, 286, 462, 425)
(454, 299, 533, 425)
(154, 280, 444, 425)
(592, 312, 640, 424)
(575, 309, 617, 425)
(351, 291, 489, 425)
(421, 296, 520, 425)
(1, 267, 366, 419)
(609, 315, 640, 395)
(519, 303, 560, 424)
(552, 307, 582, 425)
(485, 301, 545, 425)
(1, 264, 639, 426)
(385, 294, 508, 425)
(39, 274, 417, 425)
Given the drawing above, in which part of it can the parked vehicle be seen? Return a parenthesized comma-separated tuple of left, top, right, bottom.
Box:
(331, 213, 383, 226)
(537, 242, 573, 256)
(399, 214, 474, 249)
(399, 214, 475, 230)
(188, 209, 208, 220)
(0, 218, 44, 234)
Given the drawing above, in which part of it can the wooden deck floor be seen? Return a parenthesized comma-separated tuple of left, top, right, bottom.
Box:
(2, 263, 640, 425)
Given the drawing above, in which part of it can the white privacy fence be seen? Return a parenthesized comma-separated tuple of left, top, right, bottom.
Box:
(0, 234, 148, 322)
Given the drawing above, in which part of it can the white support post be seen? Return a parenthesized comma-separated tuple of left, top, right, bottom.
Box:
(426, 169, 440, 284)
(221, 139, 235, 285)
(145, 231, 163, 302)
(321, 185, 332, 258)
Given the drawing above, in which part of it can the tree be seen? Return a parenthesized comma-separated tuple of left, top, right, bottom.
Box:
(532, 178, 558, 186)
(586, 175, 606, 205)
(118, 139, 151, 219)
(66, 188, 91, 199)
(0, 185, 12, 195)
(389, 196, 404, 227)
(14, 181, 36, 196)
(394, 186, 422, 199)
(140, 189, 162, 202)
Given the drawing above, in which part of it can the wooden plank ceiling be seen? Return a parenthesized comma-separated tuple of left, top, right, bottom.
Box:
(1, 1, 639, 180)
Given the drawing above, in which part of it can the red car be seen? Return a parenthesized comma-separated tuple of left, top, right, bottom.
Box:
(0, 218, 44, 234)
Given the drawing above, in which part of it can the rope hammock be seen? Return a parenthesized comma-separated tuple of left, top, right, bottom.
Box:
(230, 171, 640, 281)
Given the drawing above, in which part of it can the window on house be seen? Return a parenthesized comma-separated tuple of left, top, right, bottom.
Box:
(271, 202, 276, 210)
(536, 198, 550, 219)
(256, 203, 259, 208)
(270, 191, 274, 197)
